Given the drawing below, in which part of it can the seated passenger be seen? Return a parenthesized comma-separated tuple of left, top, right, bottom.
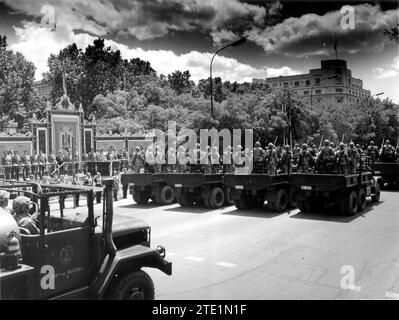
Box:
(12, 196, 39, 235)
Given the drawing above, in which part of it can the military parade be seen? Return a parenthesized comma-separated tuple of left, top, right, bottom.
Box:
(1, 0, 399, 305)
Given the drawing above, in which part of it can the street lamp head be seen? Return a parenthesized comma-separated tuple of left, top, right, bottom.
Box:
(231, 37, 246, 47)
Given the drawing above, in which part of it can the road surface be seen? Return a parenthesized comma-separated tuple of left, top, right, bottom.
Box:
(108, 190, 399, 300)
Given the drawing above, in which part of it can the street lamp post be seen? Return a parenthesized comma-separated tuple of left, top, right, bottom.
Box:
(210, 38, 246, 118)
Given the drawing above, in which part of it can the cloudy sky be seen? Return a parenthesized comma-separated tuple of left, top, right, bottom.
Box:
(0, 0, 398, 101)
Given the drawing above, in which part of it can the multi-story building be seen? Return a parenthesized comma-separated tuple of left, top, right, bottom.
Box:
(33, 80, 53, 100)
(253, 59, 371, 106)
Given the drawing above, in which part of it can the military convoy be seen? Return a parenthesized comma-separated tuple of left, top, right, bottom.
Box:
(121, 173, 175, 205)
(224, 173, 296, 212)
(0, 179, 172, 300)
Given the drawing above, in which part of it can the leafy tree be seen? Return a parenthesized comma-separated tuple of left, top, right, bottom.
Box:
(167, 70, 193, 95)
(0, 35, 41, 128)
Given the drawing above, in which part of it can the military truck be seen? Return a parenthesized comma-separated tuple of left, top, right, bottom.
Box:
(164, 173, 233, 208)
(223, 173, 296, 212)
(290, 171, 380, 216)
(121, 173, 175, 205)
(372, 162, 399, 189)
(0, 179, 172, 300)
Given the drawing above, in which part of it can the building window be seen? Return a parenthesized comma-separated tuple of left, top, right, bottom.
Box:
(283, 82, 288, 87)
(315, 89, 321, 94)
(314, 78, 320, 85)
(304, 91, 309, 95)
(294, 81, 299, 87)
(305, 80, 310, 86)
(336, 88, 343, 93)
(336, 97, 343, 103)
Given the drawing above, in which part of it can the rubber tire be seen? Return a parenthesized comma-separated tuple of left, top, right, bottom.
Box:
(288, 188, 297, 209)
(297, 199, 313, 213)
(108, 270, 154, 300)
(224, 188, 234, 206)
(160, 185, 175, 205)
(133, 191, 150, 204)
(177, 193, 194, 207)
(358, 188, 367, 212)
(233, 196, 252, 210)
(209, 187, 225, 209)
(272, 189, 288, 213)
(347, 190, 358, 216)
(371, 183, 381, 203)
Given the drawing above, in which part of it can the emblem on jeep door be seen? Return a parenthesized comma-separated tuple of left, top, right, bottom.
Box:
(60, 245, 73, 265)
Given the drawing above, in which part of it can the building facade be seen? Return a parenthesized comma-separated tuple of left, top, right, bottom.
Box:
(33, 80, 53, 100)
(253, 59, 371, 106)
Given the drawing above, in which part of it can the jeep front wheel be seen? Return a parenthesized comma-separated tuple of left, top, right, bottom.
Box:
(109, 270, 155, 300)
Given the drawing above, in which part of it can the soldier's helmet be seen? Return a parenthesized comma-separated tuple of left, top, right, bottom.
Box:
(356, 144, 360, 148)
(386, 140, 390, 145)
(268, 143, 273, 149)
(0, 190, 10, 207)
(330, 142, 335, 147)
(339, 142, 345, 148)
(349, 142, 355, 147)
(294, 143, 299, 148)
(285, 145, 290, 150)
(12, 196, 30, 215)
(255, 142, 261, 147)
(302, 143, 308, 149)
(324, 139, 330, 146)
(370, 141, 374, 145)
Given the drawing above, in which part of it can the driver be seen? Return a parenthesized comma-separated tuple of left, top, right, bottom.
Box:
(12, 196, 39, 235)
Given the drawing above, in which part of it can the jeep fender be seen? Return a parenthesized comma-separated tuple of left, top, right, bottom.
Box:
(90, 245, 172, 298)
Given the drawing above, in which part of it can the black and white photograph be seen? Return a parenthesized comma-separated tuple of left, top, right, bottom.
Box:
(0, 0, 399, 305)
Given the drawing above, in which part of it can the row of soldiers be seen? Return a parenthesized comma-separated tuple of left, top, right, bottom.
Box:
(1, 148, 130, 181)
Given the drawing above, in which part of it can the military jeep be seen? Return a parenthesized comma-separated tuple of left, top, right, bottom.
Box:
(0, 179, 172, 300)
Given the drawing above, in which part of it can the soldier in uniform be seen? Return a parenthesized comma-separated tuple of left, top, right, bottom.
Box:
(47, 153, 56, 176)
(298, 144, 314, 173)
(335, 143, 349, 175)
(154, 146, 163, 173)
(12, 196, 39, 235)
(367, 141, 379, 164)
(20, 150, 31, 181)
(176, 146, 188, 173)
(37, 152, 46, 179)
(264, 143, 278, 175)
(380, 140, 395, 162)
(145, 146, 156, 173)
(56, 151, 65, 175)
(280, 145, 292, 174)
(2, 151, 12, 180)
(253, 142, 265, 173)
(223, 146, 233, 173)
(11, 150, 21, 180)
(347, 142, 359, 174)
(131, 147, 145, 173)
(30, 153, 38, 179)
(317, 140, 335, 173)
(292, 143, 300, 172)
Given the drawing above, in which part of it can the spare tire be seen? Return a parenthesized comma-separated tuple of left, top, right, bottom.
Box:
(0, 210, 20, 252)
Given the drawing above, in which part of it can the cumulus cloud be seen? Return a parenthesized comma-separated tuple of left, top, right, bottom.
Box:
(373, 56, 399, 79)
(246, 4, 398, 57)
(10, 21, 299, 82)
(1, 0, 281, 44)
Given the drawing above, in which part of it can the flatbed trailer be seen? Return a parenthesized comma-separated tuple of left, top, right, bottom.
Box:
(121, 173, 175, 205)
(223, 173, 296, 212)
(290, 171, 380, 216)
(373, 162, 399, 189)
(164, 173, 233, 208)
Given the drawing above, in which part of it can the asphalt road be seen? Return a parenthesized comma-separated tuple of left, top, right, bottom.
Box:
(109, 190, 399, 300)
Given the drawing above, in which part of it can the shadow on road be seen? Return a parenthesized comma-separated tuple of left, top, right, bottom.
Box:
(163, 203, 219, 214)
(221, 204, 291, 219)
(289, 200, 381, 223)
(116, 200, 167, 209)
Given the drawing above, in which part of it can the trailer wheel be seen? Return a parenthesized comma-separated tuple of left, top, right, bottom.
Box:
(108, 270, 155, 300)
(177, 193, 194, 207)
(358, 188, 367, 211)
(209, 187, 225, 208)
(347, 190, 358, 216)
(133, 191, 150, 204)
(371, 183, 381, 203)
(297, 199, 312, 213)
(224, 188, 234, 206)
(234, 196, 251, 210)
(288, 188, 297, 208)
(270, 189, 288, 212)
(160, 186, 175, 205)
